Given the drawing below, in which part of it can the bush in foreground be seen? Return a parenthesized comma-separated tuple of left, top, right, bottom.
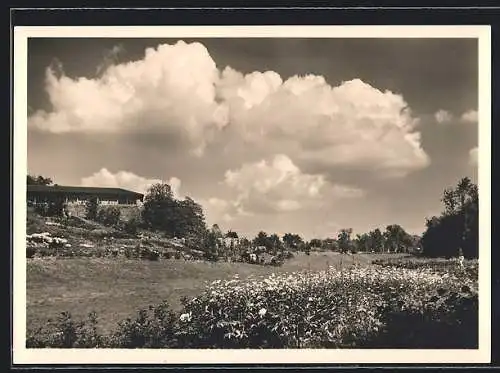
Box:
(27, 266, 478, 349)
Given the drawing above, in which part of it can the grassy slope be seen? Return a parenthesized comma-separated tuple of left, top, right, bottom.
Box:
(27, 252, 405, 334)
(26, 209, 409, 334)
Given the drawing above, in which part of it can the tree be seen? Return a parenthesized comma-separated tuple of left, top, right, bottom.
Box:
(253, 231, 269, 248)
(176, 197, 207, 239)
(201, 230, 219, 261)
(141, 183, 207, 240)
(85, 196, 99, 221)
(383, 224, 410, 253)
(368, 228, 385, 253)
(354, 233, 371, 253)
(337, 228, 353, 253)
(225, 230, 238, 239)
(97, 206, 121, 226)
(309, 238, 323, 249)
(322, 238, 338, 251)
(27, 174, 53, 185)
(211, 224, 223, 238)
(422, 177, 478, 258)
(142, 183, 177, 234)
(282, 233, 304, 250)
(268, 233, 282, 253)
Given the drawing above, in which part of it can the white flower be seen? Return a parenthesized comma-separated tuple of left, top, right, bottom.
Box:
(258, 308, 267, 317)
(179, 312, 192, 322)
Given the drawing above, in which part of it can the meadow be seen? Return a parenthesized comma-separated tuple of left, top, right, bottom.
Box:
(26, 251, 477, 349)
(27, 251, 394, 334)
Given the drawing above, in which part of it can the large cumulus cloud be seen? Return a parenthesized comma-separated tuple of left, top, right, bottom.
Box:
(30, 40, 430, 178)
(29, 41, 229, 155)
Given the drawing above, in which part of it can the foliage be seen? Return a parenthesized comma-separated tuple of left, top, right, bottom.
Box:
(309, 238, 323, 249)
(225, 230, 238, 239)
(27, 174, 53, 186)
(27, 263, 477, 349)
(109, 301, 177, 348)
(142, 183, 207, 240)
(337, 228, 353, 253)
(97, 206, 121, 227)
(383, 224, 413, 253)
(26, 311, 106, 348)
(372, 256, 478, 280)
(253, 231, 269, 248)
(368, 228, 385, 253)
(201, 230, 220, 261)
(422, 177, 478, 258)
(282, 233, 304, 250)
(85, 196, 99, 221)
(123, 216, 140, 235)
(353, 233, 371, 252)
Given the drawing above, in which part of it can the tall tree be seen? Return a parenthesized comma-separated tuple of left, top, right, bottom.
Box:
(177, 197, 207, 239)
(384, 224, 410, 253)
(354, 233, 371, 252)
(369, 228, 385, 253)
(142, 183, 178, 235)
(337, 228, 353, 253)
(142, 183, 207, 240)
(422, 177, 479, 258)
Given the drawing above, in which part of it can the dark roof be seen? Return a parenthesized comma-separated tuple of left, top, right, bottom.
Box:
(27, 185, 144, 198)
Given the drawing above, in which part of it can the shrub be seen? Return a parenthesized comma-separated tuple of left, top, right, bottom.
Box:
(26, 245, 37, 258)
(85, 197, 99, 221)
(124, 246, 140, 259)
(123, 216, 140, 235)
(140, 247, 160, 261)
(109, 301, 177, 348)
(34, 202, 49, 216)
(47, 199, 65, 217)
(177, 266, 478, 348)
(26, 264, 478, 349)
(97, 206, 121, 227)
(26, 312, 106, 348)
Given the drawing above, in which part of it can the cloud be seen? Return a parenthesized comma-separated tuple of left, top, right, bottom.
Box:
(461, 109, 478, 123)
(30, 41, 429, 177)
(469, 147, 478, 166)
(217, 70, 429, 178)
(434, 109, 452, 124)
(203, 198, 237, 223)
(96, 44, 126, 76)
(29, 41, 229, 155)
(215, 154, 363, 215)
(80, 168, 181, 197)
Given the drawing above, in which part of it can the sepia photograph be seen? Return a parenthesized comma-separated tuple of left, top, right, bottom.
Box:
(13, 25, 491, 364)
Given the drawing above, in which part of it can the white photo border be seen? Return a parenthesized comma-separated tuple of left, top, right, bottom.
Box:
(13, 25, 492, 365)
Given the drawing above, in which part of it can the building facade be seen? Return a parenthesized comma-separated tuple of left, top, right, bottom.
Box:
(27, 185, 144, 206)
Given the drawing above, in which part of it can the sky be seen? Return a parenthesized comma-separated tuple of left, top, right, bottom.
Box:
(26, 37, 479, 240)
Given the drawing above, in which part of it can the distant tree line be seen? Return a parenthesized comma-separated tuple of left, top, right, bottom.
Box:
(27, 174, 478, 260)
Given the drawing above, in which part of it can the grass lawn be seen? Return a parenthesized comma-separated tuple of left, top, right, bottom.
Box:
(26, 251, 408, 334)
